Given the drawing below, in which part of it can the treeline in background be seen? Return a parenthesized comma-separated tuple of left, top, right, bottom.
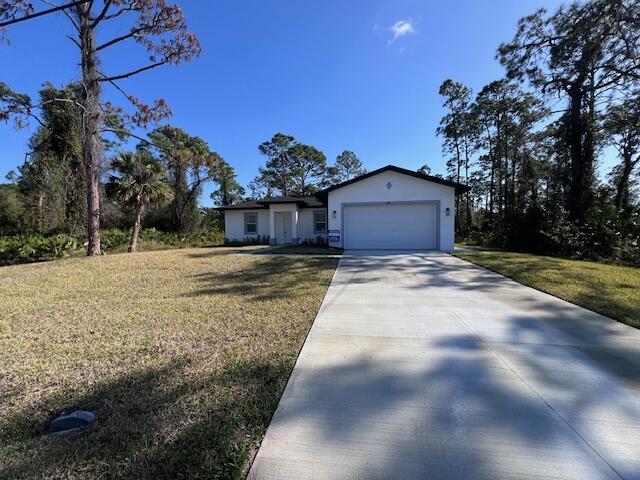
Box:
(435, 0, 639, 265)
(1, 0, 639, 266)
(0, 86, 366, 264)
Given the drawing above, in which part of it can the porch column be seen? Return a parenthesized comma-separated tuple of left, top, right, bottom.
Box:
(269, 206, 276, 245)
(292, 207, 299, 245)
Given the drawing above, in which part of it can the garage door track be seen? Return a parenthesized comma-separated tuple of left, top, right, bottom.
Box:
(249, 252, 640, 479)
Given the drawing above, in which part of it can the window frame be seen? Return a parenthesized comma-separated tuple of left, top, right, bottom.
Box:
(313, 210, 327, 234)
(244, 212, 258, 235)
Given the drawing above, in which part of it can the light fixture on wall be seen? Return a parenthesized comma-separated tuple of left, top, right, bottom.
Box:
(332, 210, 337, 219)
(445, 208, 451, 216)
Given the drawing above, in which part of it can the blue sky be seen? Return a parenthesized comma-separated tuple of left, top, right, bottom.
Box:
(2, 0, 607, 206)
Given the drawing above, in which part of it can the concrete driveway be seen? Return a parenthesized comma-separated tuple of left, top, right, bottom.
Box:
(248, 252, 640, 480)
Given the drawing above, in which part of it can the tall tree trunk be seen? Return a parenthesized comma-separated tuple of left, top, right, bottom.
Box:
(172, 162, 191, 233)
(566, 81, 590, 223)
(496, 117, 504, 218)
(129, 194, 142, 253)
(510, 148, 516, 214)
(464, 141, 471, 228)
(37, 191, 44, 230)
(582, 78, 597, 210)
(79, 6, 102, 255)
(615, 148, 637, 210)
(454, 136, 461, 231)
(486, 127, 495, 219)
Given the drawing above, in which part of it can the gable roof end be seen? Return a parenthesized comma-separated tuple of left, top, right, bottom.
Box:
(317, 165, 471, 197)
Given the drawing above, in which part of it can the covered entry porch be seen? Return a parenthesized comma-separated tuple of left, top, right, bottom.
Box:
(257, 197, 328, 246)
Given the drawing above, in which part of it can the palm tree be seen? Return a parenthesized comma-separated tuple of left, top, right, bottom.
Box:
(107, 152, 173, 253)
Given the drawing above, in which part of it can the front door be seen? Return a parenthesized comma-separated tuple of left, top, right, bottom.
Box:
(275, 212, 292, 244)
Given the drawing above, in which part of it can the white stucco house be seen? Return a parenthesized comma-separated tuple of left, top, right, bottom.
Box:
(218, 165, 470, 251)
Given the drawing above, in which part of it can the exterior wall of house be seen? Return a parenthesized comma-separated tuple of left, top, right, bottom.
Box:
(298, 208, 329, 243)
(326, 170, 456, 251)
(223, 209, 269, 242)
(223, 207, 329, 245)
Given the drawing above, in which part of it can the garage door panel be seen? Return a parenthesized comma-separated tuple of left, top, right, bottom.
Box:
(343, 203, 437, 249)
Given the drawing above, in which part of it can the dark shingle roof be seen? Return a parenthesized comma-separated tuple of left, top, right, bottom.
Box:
(217, 200, 268, 210)
(257, 196, 325, 207)
(217, 196, 325, 210)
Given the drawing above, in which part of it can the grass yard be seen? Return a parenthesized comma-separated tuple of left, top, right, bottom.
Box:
(265, 245, 343, 255)
(455, 249, 640, 329)
(0, 247, 338, 479)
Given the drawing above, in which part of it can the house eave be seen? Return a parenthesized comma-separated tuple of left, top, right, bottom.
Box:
(316, 165, 471, 198)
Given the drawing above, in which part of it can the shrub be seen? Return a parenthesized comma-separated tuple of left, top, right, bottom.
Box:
(100, 229, 132, 251)
(463, 203, 640, 267)
(223, 235, 269, 246)
(138, 228, 225, 248)
(300, 236, 327, 246)
(0, 234, 79, 266)
(0, 228, 225, 266)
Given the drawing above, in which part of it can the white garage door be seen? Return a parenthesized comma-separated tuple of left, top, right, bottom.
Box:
(343, 203, 437, 249)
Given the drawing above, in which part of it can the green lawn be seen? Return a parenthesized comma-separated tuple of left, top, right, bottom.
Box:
(0, 247, 338, 479)
(454, 249, 640, 329)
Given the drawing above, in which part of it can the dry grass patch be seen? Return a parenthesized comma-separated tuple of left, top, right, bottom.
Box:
(0, 247, 337, 479)
(455, 250, 640, 328)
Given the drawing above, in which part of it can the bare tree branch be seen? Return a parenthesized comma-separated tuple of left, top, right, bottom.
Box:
(95, 25, 145, 51)
(90, 0, 112, 28)
(100, 127, 169, 151)
(41, 0, 81, 31)
(0, 0, 90, 27)
(98, 61, 166, 82)
(100, 1, 139, 21)
(66, 33, 81, 48)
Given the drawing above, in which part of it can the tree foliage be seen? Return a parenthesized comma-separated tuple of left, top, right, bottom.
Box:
(498, 0, 640, 222)
(210, 161, 245, 207)
(289, 143, 327, 195)
(147, 125, 222, 233)
(15, 83, 86, 234)
(604, 94, 640, 210)
(106, 151, 173, 252)
(253, 133, 329, 196)
(255, 133, 298, 196)
(417, 164, 432, 175)
(437, 79, 478, 231)
(440, 0, 640, 265)
(328, 151, 367, 183)
(1, 0, 201, 255)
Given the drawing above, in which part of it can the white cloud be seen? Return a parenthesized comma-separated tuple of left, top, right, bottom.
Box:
(388, 19, 415, 43)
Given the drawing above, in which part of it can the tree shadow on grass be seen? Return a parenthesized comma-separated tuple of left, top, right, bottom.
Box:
(186, 246, 271, 258)
(187, 256, 339, 302)
(458, 253, 640, 327)
(1, 357, 293, 479)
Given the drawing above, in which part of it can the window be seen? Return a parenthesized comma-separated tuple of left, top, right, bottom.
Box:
(244, 213, 257, 235)
(313, 211, 327, 234)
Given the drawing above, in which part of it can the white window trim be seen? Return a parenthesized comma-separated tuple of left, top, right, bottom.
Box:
(313, 210, 327, 234)
(244, 212, 258, 235)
